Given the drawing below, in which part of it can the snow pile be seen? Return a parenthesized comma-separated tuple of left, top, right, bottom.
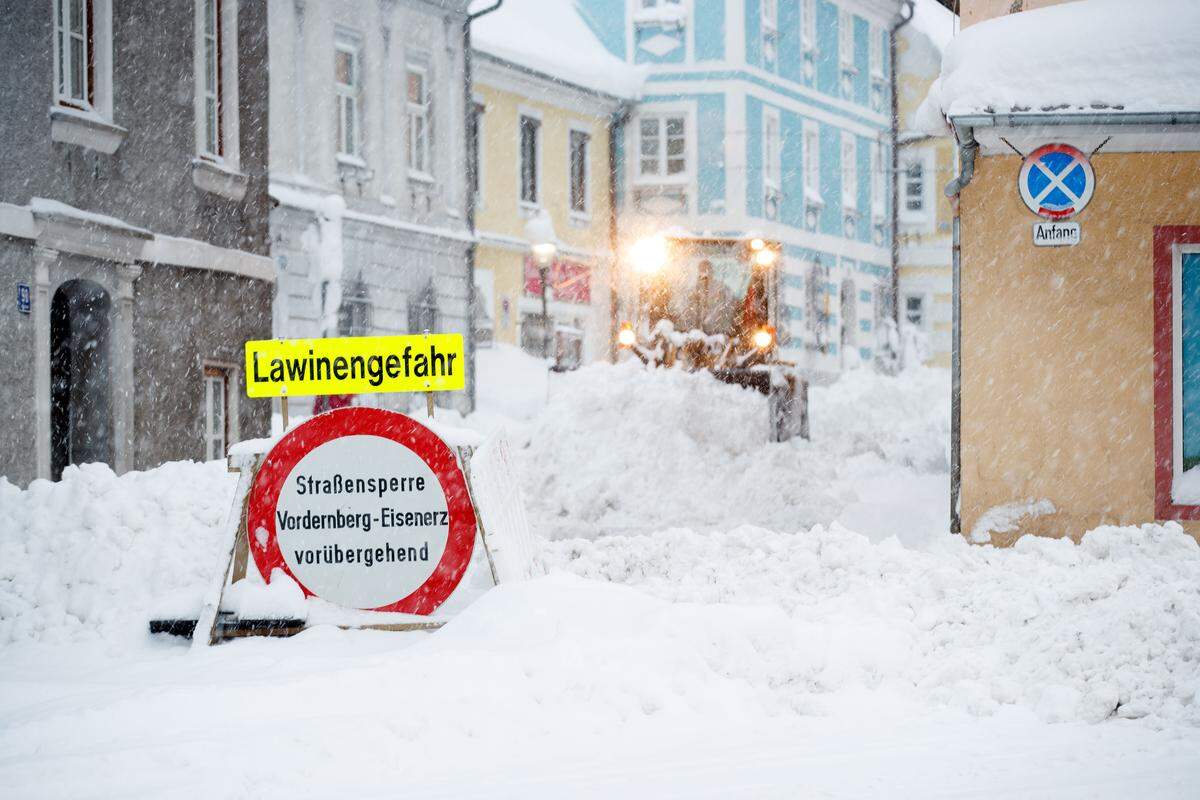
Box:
(515, 360, 949, 539)
(0, 461, 237, 646)
(545, 521, 1200, 726)
(471, 0, 645, 98)
(916, 0, 1200, 132)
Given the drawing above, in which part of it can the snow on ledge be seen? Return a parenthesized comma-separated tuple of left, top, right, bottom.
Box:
(969, 498, 1057, 544)
(916, 0, 1200, 134)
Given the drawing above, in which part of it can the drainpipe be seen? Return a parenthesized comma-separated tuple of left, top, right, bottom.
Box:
(944, 125, 978, 536)
(888, 0, 914, 335)
(463, 0, 503, 413)
(608, 101, 633, 362)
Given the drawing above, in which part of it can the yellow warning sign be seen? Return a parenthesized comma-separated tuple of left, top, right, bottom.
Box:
(244, 334, 465, 398)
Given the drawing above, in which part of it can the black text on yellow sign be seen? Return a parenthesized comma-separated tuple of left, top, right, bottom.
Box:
(245, 334, 465, 398)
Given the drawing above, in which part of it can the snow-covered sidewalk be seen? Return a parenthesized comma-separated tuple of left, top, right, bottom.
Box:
(1, 354, 1198, 797)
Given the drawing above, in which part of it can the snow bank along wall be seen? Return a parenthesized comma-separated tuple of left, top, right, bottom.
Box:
(959, 150, 1200, 543)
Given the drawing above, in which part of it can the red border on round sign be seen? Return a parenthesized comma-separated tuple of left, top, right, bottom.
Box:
(1017, 143, 1095, 220)
(246, 407, 476, 615)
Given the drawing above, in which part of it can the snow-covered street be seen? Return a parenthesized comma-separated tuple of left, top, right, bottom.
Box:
(2, 351, 1198, 798)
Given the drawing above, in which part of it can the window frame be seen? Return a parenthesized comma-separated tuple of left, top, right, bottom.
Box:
(203, 365, 229, 462)
(54, 0, 94, 110)
(870, 139, 886, 219)
(838, 9, 856, 71)
(903, 293, 926, 328)
(870, 24, 885, 79)
(636, 112, 689, 184)
(406, 64, 433, 181)
(1154, 229, 1200, 519)
(841, 132, 858, 210)
(518, 110, 542, 208)
(803, 120, 821, 200)
(568, 125, 591, 218)
(801, 0, 817, 53)
(334, 35, 363, 162)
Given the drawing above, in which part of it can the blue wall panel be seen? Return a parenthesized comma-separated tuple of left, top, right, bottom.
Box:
(695, 1, 726, 61)
(576, 0, 626, 59)
(697, 94, 727, 214)
(816, 1, 840, 97)
(819, 122, 840, 236)
(780, 110, 805, 229)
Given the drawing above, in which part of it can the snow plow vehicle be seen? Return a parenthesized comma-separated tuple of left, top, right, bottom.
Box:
(616, 235, 808, 442)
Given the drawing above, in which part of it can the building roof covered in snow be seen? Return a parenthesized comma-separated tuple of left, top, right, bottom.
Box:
(470, 0, 644, 99)
(916, 0, 1200, 133)
(909, 0, 958, 56)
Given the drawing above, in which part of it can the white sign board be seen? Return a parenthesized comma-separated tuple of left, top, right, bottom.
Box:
(1033, 221, 1081, 247)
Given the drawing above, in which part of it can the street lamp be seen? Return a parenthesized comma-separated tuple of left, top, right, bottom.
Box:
(525, 210, 558, 360)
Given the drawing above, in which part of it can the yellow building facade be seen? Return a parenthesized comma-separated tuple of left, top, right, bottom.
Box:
(471, 52, 623, 368)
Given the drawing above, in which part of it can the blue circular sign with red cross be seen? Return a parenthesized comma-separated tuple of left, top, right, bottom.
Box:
(1018, 143, 1095, 219)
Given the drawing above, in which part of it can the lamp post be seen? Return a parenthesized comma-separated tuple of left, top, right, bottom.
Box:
(525, 210, 558, 361)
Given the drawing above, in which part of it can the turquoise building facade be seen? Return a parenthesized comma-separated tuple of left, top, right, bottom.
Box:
(580, 0, 904, 373)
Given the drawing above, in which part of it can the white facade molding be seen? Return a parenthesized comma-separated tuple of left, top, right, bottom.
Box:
(0, 201, 274, 282)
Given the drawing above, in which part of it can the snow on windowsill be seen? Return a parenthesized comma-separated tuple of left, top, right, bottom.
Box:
(1172, 466, 1200, 505)
(631, 5, 687, 28)
(191, 157, 248, 202)
(336, 153, 368, 171)
(48, 104, 127, 155)
(408, 171, 435, 185)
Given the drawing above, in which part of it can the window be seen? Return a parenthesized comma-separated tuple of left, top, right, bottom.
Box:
(839, 10, 855, 70)
(763, 108, 781, 220)
(904, 295, 925, 327)
(407, 67, 431, 177)
(870, 141, 886, 218)
(335, 39, 361, 160)
(569, 129, 590, 215)
(903, 160, 926, 213)
(761, 0, 778, 64)
(802, 0, 816, 51)
(804, 121, 821, 199)
(203, 366, 228, 461)
(337, 279, 372, 337)
(408, 281, 439, 335)
(199, 0, 222, 158)
(763, 109, 781, 192)
(54, 0, 93, 109)
(471, 100, 485, 201)
(519, 114, 541, 205)
(639, 115, 686, 178)
(1155, 232, 1200, 516)
(870, 25, 886, 78)
(841, 133, 858, 209)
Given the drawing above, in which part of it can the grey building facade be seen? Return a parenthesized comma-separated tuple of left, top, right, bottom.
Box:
(0, 0, 275, 486)
(267, 0, 475, 414)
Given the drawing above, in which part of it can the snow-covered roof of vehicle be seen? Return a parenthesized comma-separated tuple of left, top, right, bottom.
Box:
(916, 0, 1200, 134)
(470, 0, 645, 100)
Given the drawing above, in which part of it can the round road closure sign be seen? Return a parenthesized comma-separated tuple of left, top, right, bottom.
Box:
(247, 407, 476, 615)
(1018, 143, 1095, 219)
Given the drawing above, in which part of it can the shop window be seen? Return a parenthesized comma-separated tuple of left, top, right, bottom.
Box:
(1154, 227, 1200, 518)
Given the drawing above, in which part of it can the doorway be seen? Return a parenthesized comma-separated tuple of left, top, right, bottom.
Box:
(50, 279, 113, 479)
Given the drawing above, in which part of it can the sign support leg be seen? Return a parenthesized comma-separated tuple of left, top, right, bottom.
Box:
(281, 395, 289, 431)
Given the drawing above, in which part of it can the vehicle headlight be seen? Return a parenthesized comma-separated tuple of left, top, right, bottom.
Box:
(752, 327, 775, 350)
(618, 322, 637, 348)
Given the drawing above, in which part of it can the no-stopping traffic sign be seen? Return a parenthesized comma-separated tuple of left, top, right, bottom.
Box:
(246, 407, 476, 615)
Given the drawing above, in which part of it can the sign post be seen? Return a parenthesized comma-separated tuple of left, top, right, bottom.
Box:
(1018, 143, 1095, 247)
